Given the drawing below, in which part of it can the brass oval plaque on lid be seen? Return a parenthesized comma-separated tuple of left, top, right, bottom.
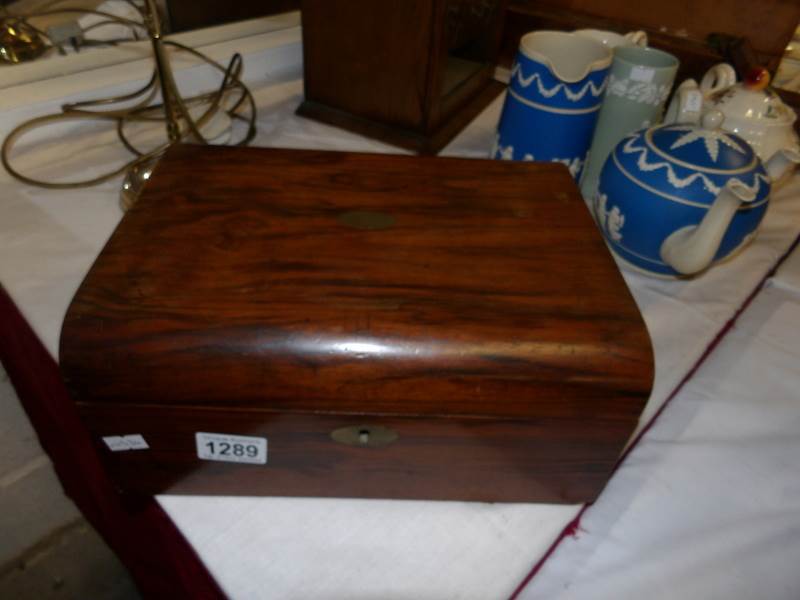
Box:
(331, 425, 399, 448)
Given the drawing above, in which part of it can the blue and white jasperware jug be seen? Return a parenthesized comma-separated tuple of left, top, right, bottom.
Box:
(493, 31, 612, 180)
(595, 111, 799, 277)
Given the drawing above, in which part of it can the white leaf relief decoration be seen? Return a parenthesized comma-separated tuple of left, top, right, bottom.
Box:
(493, 144, 583, 177)
(668, 125, 747, 163)
(554, 156, 584, 178)
(493, 133, 514, 160)
(594, 193, 624, 241)
(621, 135, 769, 196)
(607, 74, 672, 106)
(511, 62, 607, 102)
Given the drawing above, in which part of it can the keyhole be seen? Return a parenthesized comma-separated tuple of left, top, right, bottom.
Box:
(330, 425, 398, 447)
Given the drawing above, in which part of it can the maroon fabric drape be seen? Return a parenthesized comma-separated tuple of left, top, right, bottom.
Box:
(0, 284, 225, 599)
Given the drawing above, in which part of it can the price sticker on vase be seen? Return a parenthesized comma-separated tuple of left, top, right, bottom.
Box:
(629, 66, 655, 83)
(195, 432, 268, 464)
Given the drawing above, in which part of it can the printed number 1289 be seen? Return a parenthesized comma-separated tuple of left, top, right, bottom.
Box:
(195, 432, 267, 464)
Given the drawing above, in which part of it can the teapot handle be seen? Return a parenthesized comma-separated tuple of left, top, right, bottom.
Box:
(700, 63, 737, 96)
(624, 30, 648, 47)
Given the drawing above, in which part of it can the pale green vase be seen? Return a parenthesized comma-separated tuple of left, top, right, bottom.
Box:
(580, 46, 679, 201)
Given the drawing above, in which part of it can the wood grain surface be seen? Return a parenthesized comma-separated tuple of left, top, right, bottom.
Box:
(61, 144, 653, 502)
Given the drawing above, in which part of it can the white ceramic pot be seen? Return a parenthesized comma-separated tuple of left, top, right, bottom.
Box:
(666, 64, 800, 167)
(703, 84, 799, 167)
(574, 29, 647, 49)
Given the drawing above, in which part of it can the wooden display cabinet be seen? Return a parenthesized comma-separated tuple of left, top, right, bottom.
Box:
(297, 0, 508, 154)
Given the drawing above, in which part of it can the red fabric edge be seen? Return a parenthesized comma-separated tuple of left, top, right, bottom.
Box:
(0, 284, 226, 600)
(508, 233, 800, 600)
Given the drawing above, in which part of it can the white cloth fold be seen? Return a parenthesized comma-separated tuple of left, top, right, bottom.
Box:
(517, 244, 800, 600)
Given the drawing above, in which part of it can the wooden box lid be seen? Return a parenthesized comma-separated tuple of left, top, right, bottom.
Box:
(61, 145, 653, 423)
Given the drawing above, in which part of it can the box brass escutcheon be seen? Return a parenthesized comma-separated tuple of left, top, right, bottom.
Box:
(331, 425, 399, 448)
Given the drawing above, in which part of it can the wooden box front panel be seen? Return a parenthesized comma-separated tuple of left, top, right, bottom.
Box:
(80, 404, 634, 503)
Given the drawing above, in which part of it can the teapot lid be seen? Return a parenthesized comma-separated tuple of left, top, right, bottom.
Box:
(708, 68, 797, 126)
(648, 113, 758, 172)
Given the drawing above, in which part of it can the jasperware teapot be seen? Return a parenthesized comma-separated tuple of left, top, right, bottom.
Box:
(594, 110, 799, 277)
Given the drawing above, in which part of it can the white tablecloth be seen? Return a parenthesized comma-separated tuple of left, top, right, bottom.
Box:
(519, 249, 800, 600)
(1, 25, 799, 599)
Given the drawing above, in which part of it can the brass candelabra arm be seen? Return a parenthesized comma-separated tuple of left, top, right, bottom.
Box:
(0, 3, 258, 209)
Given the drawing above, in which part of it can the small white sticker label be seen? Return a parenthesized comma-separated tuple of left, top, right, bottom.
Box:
(684, 90, 703, 113)
(630, 66, 655, 83)
(124, 435, 149, 450)
(102, 434, 149, 452)
(103, 436, 129, 452)
(195, 432, 267, 465)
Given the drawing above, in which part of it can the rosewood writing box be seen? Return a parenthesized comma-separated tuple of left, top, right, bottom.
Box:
(60, 145, 653, 503)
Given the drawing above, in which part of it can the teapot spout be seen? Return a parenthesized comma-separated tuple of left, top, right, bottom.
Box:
(660, 180, 756, 275)
(765, 147, 800, 183)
